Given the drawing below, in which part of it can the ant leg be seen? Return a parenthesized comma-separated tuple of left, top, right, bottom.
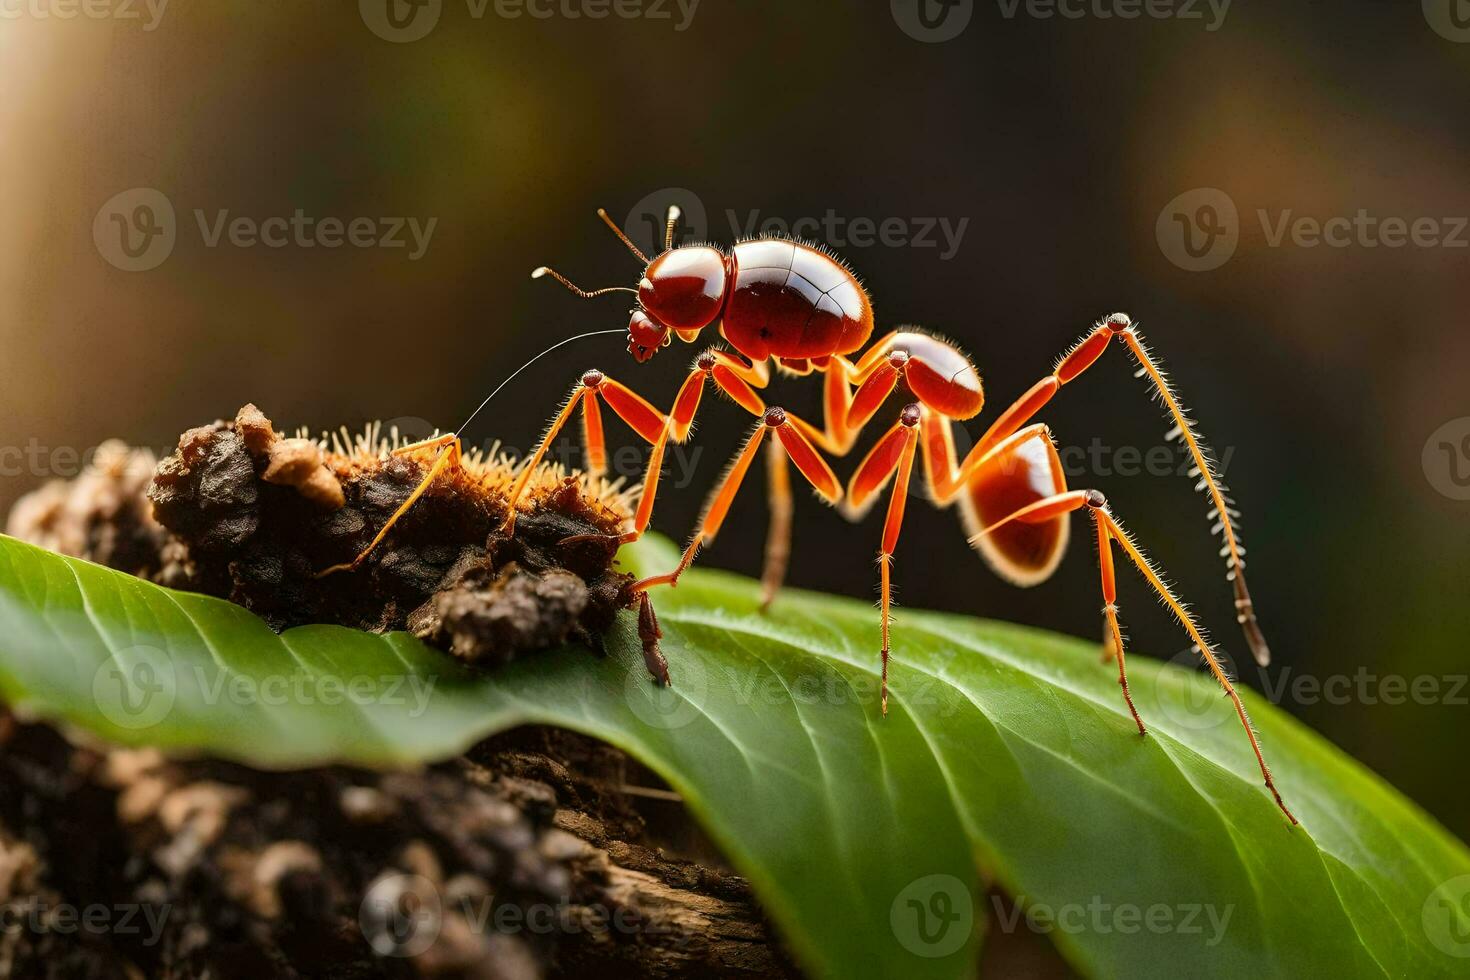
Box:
(846, 351, 905, 434)
(502, 370, 668, 532)
(582, 384, 607, 474)
(636, 420, 769, 591)
(782, 353, 866, 457)
(640, 349, 842, 604)
(501, 383, 587, 533)
(664, 349, 768, 443)
(597, 351, 767, 552)
(593, 374, 666, 444)
(317, 436, 463, 577)
(978, 486, 1296, 824)
(1090, 503, 1145, 733)
(636, 407, 840, 593)
(1099, 500, 1296, 824)
(604, 418, 674, 546)
(759, 436, 793, 610)
(964, 313, 1271, 665)
(388, 432, 459, 457)
(844, 404, 922, 714)
(637, 590, 669, 685)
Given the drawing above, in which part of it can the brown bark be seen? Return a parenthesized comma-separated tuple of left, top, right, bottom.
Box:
(0, 718, 794, 979)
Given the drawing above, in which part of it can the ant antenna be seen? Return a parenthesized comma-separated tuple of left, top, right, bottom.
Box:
(455, 328, 626, 438)
(531, 266, 637, 299)
(596, 208, 649, 264)
(665, 205, 681, 251)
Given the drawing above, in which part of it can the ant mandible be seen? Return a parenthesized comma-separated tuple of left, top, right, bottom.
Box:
(323, 204, 1294, 825)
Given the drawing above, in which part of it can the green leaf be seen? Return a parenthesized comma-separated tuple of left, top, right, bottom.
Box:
(0, 531, 1465, 978)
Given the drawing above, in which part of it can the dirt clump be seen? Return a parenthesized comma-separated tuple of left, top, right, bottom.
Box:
(8, 405, 659, 674)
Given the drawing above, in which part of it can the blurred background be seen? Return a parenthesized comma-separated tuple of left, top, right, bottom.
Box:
(1, 0, 1466, 850)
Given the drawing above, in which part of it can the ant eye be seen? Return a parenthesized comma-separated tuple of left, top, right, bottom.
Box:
(638, 246, 726, 330)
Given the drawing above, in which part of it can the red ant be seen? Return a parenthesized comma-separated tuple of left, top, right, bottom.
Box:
(323, 205, 1295, 825)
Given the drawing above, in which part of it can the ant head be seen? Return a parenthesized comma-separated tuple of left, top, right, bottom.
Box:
(636, 245, 727, 339)
(532, 207, 726, 364)
(627, 309, 671, 363)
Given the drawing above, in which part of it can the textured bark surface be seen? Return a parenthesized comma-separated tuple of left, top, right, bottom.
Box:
(0, 717, 792, 978)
